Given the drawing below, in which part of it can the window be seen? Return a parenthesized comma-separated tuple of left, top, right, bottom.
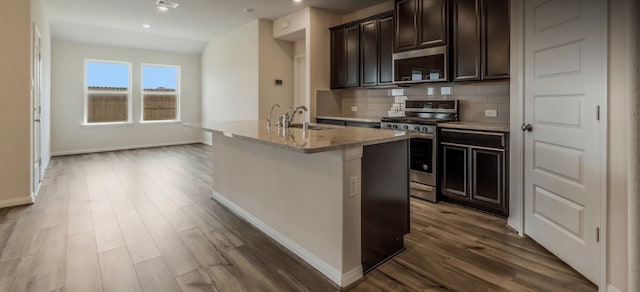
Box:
(141, 64, 180, 122)
(84, 60, 132, 124)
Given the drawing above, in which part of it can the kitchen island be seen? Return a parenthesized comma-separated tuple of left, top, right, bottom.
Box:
(186, 121, 413, 287)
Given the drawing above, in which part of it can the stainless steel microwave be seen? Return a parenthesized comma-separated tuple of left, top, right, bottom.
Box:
(392, 46, 449, 84)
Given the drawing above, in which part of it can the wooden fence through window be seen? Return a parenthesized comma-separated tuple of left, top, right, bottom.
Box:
(143, 94, 177, 120)
(87, 94, 128, 123)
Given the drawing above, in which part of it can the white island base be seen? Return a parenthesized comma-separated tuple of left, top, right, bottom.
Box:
(211, 133, 364, 287)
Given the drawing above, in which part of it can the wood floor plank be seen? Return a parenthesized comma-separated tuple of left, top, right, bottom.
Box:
(0, 256, 35, 292)
(65, 230, 103, 292)
(0, 145, 597, 292)
(142, 215, 199, 276)
(27, 225, 67, 292)
(115, 210, 161, 264)
(134, 256, 180, 292)
(176, 268, 218, 292)
(98, 246, 143, 292)
(91, 201, 125, 252)
(179, 227, 229, 267)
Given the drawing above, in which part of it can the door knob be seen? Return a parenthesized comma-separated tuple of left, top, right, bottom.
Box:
(34, 119, 41, 123)
(521, 123, 533, 132)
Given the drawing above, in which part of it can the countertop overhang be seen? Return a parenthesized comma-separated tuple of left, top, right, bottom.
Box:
(185, 120, 416, 154)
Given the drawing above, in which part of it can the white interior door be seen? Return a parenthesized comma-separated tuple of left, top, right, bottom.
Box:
(32, 27, 42, 191)
(523, 0, 605, 284)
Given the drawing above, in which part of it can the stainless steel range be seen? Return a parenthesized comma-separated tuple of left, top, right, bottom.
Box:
(381, 99, 459, 202)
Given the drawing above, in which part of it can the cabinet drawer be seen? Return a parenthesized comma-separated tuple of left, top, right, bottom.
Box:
(440, 129, 505, 149)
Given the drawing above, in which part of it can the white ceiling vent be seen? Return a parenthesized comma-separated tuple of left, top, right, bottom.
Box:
(155, 0, 179, 9)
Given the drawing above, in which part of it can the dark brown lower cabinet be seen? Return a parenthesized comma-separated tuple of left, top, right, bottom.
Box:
(362, 140, 409, 273)
(439, 129, 508, 217)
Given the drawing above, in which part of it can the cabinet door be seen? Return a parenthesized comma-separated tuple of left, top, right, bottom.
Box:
(419, 0, 448, 47)
(330, 28, 346, 89)
(471, 148, 507, 215)
(453, 0, 481, 81)
(345, 24, 360, 87)
(378, 15, 394, 85)
(395, 0, 419, 52)
(482, 0, 510, 79)
(441, 144, 468, 198)
(360, 20, 378, 87)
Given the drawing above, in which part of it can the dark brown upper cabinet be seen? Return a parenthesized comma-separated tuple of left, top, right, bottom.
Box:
(330, 24, 360, 89)
(360, 20, 378, 87)
(330, 28, 346, 89)
(361, 14, 395, 87)
(378, 15, 395, 85)
(453, 0, 509, 81)
(395, 0, 448, 52)
(482, 0, 510, 79)
(331, 12, 394, 89)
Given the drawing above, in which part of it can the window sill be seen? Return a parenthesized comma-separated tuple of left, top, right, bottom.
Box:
(82, 122, 134, 128)
(139, 120, 183, 125)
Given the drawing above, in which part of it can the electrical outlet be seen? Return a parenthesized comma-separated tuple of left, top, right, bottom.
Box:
(485, 109, 498, 117)
(349, 176, 358, 197)
(351, 106, 358, 112)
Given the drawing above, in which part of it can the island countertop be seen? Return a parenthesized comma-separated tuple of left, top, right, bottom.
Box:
(185, 120, 415, 154)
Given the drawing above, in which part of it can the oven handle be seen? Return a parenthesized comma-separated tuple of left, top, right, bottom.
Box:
(410, 182, 434, 192)
(414, 133, 434, 139)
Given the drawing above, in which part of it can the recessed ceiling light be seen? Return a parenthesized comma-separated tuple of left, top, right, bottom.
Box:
(243, 8, 254, 13)
(293, 0, 302, 3)
(142, 23, 151, 29)
(157, 6, 169, 12)
(155, 0, 179, 9)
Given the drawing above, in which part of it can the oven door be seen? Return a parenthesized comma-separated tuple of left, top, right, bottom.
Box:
(409, 135, 436, 186)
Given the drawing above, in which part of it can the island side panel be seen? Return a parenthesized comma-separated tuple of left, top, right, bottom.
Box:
(210, 133, 362, 286)
(361, 139, 410, 273)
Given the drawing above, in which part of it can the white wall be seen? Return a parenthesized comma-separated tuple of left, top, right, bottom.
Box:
(308, 9, 342, 121)
(258, 20, 295, 121)
(0, 1, 32, 207)
(51, 40, 201, 155)
(201, 20, 295, 144)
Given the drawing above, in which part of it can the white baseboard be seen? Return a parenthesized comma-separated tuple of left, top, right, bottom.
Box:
(607, 284, 621, 292)
(211, 191, 362, 287)
(51, 140, 202, 156)
(341, 265, 364, 287)
(507, 217, 524, 237)
(0, 196, 34, 209)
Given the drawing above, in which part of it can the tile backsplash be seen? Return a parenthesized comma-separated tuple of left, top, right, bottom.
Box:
(318, 81, 510, 124)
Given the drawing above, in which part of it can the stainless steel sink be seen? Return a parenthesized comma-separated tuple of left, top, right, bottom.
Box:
(288, 123, 332, 130)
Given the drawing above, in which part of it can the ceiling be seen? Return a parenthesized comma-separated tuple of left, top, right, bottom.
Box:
(45, 0, 389, 54)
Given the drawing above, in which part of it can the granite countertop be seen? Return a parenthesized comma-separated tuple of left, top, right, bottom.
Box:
(185, 121, 415, 154)
(438, 121, 510, 132)
(316, 115, 382, 123)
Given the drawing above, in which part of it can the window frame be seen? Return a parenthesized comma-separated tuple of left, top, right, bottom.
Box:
(83, 59, 133, 126)
(140, 63, 181, 123)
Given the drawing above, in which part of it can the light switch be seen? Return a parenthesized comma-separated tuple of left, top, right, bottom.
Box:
(351, 106, 358, 112)
(485, 109, 498, 117)
(441, 87, 451, 95)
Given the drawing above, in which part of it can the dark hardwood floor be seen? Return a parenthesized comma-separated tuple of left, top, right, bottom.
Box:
(0, 144, 596, 292)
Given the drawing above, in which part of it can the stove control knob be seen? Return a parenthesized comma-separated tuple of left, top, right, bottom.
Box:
(392, 124, 398, 129)
(414, 126, 421, 131)
(402, 125, 409, 130)
(422, 127, 429, 132)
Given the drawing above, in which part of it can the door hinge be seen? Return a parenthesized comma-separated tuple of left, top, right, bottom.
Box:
(596, 227, 600, 242)
(596, 105, 600, 121)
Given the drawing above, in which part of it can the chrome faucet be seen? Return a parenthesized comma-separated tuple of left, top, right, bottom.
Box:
(267, 104, 280, 127)
(289, 105, 308, 124)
